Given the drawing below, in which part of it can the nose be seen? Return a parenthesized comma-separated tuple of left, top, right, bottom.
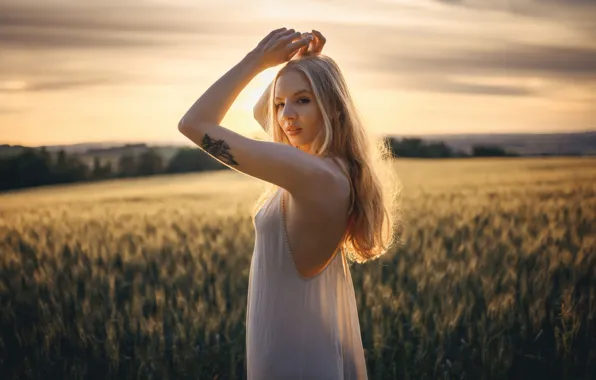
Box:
(280, 102, 297, 120)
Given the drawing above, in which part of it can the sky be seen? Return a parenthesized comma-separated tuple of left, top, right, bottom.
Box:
(1, 0, 595, 146)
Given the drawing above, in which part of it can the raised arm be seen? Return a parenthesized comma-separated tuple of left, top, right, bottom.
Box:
(253, 30, 326, 133)
(178, 28, 339, 200)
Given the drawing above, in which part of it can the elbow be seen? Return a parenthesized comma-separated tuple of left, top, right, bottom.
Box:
(177, 117, 187, 131)
(252, 107, 262, 121)
(178, 123, 189, 139)
(178, 120, 188, 134)
(178, 119, 197, 135)
(178, 120, 211, 143)
(178, 121, 197, 141)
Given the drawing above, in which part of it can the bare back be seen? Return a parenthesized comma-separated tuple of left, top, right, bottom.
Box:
(281, 157, 353, 278)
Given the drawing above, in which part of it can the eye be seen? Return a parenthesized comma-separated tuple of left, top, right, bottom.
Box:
(274, 98, 310, 109)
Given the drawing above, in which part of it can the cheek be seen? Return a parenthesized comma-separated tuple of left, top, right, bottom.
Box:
(275, 110, 285, 127)
(303, 104, 322, 124)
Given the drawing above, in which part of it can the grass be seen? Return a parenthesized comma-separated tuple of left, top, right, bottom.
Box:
(1, 157, 595, 379)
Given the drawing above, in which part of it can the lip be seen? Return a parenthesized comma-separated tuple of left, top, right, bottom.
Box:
(286, 128, 302, 136)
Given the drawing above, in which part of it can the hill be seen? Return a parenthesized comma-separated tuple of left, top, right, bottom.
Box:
(394, 131, 596, 156)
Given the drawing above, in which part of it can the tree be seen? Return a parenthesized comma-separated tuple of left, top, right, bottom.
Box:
(425, 142, 453, 158)
(117, 154, 137, 177)
(51, 149, 88, 183)
(472, 145, 510, 157)
(0, 149, 52, 190)
(92, 156, 102, 178)
(166, 148, 227, 173)
(92, 156, 114, 180)
(137, 148, 164, 176)
(387, 137, 455, 158)
(39, 146, 52, 165)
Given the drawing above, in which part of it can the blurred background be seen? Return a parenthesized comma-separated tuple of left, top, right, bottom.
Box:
(0, 0, 595, 379)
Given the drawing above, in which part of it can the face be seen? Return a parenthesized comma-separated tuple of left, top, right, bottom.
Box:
(274, 70, 324, 154)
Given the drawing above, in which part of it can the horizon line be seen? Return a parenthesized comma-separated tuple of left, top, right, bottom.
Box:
(2, 129, 595, 148)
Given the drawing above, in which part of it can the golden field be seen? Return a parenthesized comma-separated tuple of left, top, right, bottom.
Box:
(1, 157, 595, 379)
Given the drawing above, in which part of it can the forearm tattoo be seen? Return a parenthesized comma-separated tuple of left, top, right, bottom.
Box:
(201, 134, 239, 166)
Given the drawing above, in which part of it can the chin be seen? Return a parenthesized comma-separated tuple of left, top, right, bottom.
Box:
(289, 137, 310, 146)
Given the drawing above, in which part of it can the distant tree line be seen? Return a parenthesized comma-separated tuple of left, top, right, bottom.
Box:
(0, 147, 227, 191)
(0, 138, 517, 192)
(385, 137, 518, 158)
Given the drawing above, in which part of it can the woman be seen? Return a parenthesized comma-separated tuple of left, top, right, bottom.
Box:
(178, 27, 401, 380)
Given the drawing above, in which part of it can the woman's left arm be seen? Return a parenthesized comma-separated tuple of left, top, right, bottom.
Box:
(178, 28, 341, 200)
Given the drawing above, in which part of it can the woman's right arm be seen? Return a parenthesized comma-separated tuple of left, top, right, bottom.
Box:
(253, 80, 273, 133)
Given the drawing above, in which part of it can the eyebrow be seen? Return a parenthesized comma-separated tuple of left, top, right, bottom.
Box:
(274, 89, 311, 100)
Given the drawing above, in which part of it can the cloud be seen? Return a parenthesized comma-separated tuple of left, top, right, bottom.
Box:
(0, 29, 165, 50)
(431, 0, 596, 35)
(0, 1, 270, 93)
(0, 2, 257, 50)
(0, 77, 125, 92)
(365, 41, 596, 97)
(433, 0, 596, 10)
(411, 77, 538, 96)
(314, 16, 596, 96)
(368, 42, 596, 86)
(2, 0, 595, 100)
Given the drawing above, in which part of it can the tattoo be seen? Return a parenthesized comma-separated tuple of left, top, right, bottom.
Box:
(201, 134, 239, 166)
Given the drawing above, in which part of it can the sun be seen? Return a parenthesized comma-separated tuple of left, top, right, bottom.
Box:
(236, 67, 278, 111)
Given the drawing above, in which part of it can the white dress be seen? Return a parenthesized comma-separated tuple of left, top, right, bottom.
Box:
(246, 187, 368, 380)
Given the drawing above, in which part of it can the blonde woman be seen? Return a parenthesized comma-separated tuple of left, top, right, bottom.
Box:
(178, 27, 400, 380)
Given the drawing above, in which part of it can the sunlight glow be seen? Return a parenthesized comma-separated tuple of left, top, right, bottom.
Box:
(0, 80, 28, 91)
(236, 67, 278, 111)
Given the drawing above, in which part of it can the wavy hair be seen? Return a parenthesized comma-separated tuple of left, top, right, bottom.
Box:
(252, 54, 402, 263)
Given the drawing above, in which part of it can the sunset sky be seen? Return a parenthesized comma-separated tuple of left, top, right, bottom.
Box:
(1, 0, 595, 146)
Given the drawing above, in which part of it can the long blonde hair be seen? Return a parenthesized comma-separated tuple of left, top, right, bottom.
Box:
(252, 54, 402, 263)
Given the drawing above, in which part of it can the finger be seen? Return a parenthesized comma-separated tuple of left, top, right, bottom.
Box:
(307, 35, 317, 53)
(313, 30, 326, 45)
(296, 32, 312, 55)
(305, 31, 318, 53)
(296, 32, 310, 42)
(277, 28, 297, 39)
(290, 32, 308, 44)
(277, 30, 301, 46)
(291, 44, 308, 60)
(286, 35, 313, 53)
(312, 29, 326, 53)
(265, 28, 296, 50)
(289, 37, 305, 60)
(290, 47, 305, 59)
(306, 35, 317, 54)
(272, 27, 287, 34)
(291, 34, 309, 59)
(260, 27, 287, 47)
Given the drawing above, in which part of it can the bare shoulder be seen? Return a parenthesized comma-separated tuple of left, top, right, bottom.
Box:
(284, 157, 349, 212)
(319, 156, 351, 212)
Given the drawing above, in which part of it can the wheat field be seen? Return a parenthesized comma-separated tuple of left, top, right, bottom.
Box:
(1, 157, 595, 379)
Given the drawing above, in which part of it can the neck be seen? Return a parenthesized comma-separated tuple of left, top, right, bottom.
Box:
(296, 143, 313, 154)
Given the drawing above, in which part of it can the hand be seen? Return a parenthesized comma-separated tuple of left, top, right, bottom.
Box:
(290, 29, 326, 60)
(250, 27, 313, 70)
